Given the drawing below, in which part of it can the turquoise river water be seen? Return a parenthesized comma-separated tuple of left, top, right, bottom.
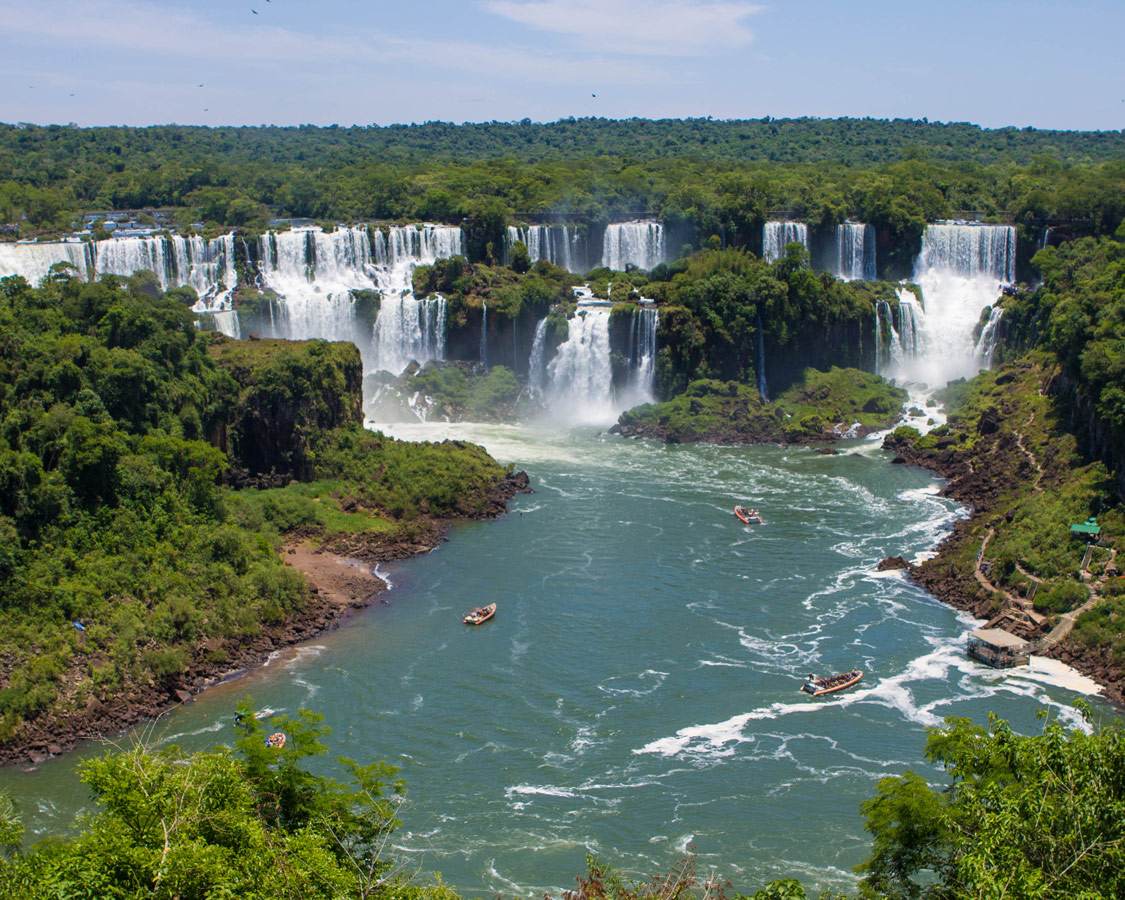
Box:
(0, 423, 1107, 896)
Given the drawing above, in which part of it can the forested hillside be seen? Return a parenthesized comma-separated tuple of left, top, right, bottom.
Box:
(0, 270, 516, 754)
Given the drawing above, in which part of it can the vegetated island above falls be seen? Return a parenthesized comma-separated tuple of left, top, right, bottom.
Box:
(0, 271, 527, 765)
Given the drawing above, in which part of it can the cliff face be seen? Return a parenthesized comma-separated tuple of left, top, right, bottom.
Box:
(1051, 370, 1125, 500)
(207, 336, 363, 484)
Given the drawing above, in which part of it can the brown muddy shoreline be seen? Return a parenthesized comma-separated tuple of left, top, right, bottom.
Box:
(0, 472, 530, 768)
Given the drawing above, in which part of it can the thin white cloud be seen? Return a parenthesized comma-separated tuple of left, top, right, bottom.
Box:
(482, 0, 761, 55)
(0, 0, 670, 125)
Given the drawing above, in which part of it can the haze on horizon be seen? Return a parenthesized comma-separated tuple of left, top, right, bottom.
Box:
(1, 0, 1122, 133)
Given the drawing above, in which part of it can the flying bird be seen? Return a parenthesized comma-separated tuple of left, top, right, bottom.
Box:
(251, 8, 258, 13)
(592, 93, 596, 97)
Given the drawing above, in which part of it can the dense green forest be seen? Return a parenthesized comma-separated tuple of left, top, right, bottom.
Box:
(2, 119, 1123, 267)
(0, 270, 513, 746)
(2, 116, 1125, 898)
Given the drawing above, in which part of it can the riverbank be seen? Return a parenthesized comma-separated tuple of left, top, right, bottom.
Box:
(880, 361, 1125, 705)
(0, 471, 530, 767)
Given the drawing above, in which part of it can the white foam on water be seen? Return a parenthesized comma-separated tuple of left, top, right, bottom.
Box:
(598, 669, 669, 697)
(506, 784, 580, 799)
(1016, 657, 1103, 697)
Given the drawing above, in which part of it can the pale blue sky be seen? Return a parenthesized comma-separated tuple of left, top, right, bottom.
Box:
(1, 0, 1122, 130)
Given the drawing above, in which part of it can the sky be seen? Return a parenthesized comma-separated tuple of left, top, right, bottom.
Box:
(1, 0, 1123, 131)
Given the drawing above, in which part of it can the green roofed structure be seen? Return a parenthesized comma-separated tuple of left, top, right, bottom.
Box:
(1070, 517, 1101, 539)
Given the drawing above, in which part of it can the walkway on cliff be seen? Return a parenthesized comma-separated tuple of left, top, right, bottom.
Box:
(1038, 547, 1118, 652)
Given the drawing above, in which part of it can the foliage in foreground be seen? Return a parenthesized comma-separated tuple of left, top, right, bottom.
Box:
(857, 707, 1125, 900)
(2, 706, 1123, 899)
(0, 702, 454, 900)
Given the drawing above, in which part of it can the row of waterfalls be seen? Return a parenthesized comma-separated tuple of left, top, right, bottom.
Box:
(505, 221, 665, 273)
(0, 221, 1019, 422)
(761, 221, 877, 281)
(0, 232, 238, 302)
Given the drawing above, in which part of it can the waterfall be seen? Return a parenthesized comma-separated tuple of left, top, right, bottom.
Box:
(253, 224, 462, 374)
(620, 307, 659, 408)
(833, 223, 876, 281)
(0, 234, 237, 306)
(545, 308, 615, 424)
(886, 223, 1015, 386)
(0, 240, 92, 284)
(917, 223, 1016, 282)
(92, 235, 171, 286)
(975, 307, 1004, 368)
(209, 310, 241, 339)
(528, 318, 549, 396)
(756, 314, 769, 401)
(480, 302, 488, 368)
(602, 221, 665, 271)
(507, 225, 587, 273)
(875, 298, 908, 376)
(371, 295, 447, 376)
(762, 222, 809, 263)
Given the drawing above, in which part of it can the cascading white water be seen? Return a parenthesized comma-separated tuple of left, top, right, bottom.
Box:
(371, 295, 447, 376)
(875, 300, 905, 373)
(620, 307, 659, 408)
(480, 302, 488, 367)
(92, 235, 171, 286)
(918, 223, 1016, 283)
(528, 318, 549, 396)
(545, 307, 616, 424)
(883, 223, 1015, 386)
(833, 223, 876, 281)
(507, 225, 586, 273)
(756, 313, 769, 401)
(975, 307, 1004, 368)
(0, 234, 237, 306)
(762, 222, 809, 263)
(0, 240, 92, 284)
(254, 224, 462, 374)
(602, 221, 665, 271)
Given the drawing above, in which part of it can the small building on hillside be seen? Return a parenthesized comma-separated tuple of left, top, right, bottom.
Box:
(967, 628, 1032, 668)
(1070, 517, 1101, 541)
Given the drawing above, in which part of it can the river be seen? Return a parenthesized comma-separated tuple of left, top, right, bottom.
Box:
(0, 422, 1106, 896)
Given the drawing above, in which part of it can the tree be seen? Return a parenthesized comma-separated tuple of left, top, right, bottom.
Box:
(0, 703, 411, 900)
(510, 239, 532, 273)
(857, 705, 1125, 900)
